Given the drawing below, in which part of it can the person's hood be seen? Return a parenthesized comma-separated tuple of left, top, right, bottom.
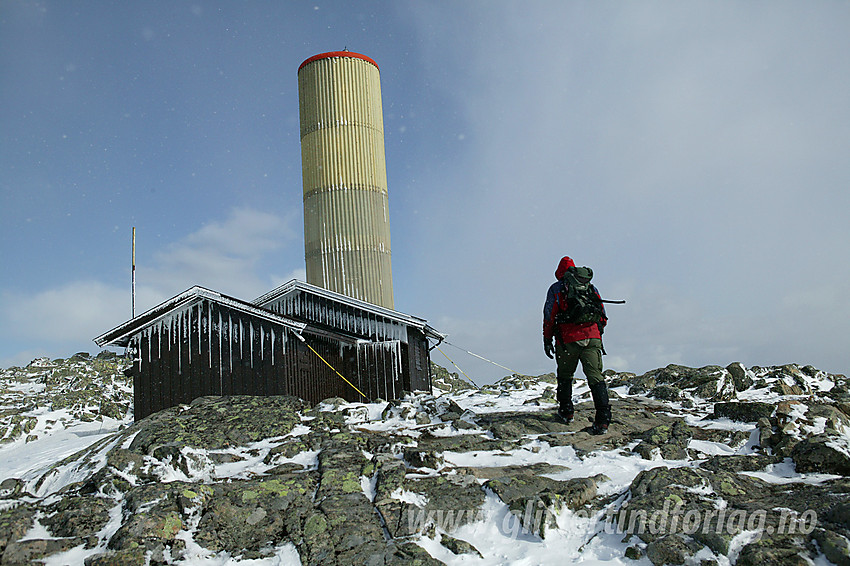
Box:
(555, 256, 575, 279)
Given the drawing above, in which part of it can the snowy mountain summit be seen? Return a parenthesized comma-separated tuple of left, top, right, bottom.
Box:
(0, 357, 849, 565)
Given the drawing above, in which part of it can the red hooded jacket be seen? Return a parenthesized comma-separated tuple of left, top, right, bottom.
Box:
(543, 256, 607, 344)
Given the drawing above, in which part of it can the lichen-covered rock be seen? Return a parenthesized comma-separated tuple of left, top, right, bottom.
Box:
(42, 494, 114, 543)
(727, 362, 754, 391)
(808, 403, 850, 431)
(648, 384, 683, 401)
(735, 536, 815, 566)
(430, 363, 475, 393)
(128, 395, 309, 453)
(712, 401, 774, 422)
(85, 547, 148, 566)
(632, 364, 736, 402)
(414, 430, 511, 454)
(485, 474, 602, 538)
(0, 504, 36, 557)
(619, 462, 850, 565)
(0, 351, 131, 445)
(386, 541, 446, 566)
(791, 434, 850, 476)
(812, 528, 850, 566)
(106, 482, 190, 559)
(645, 533, 702, 565)
(699, 454, 782, 473)
(193, 475, 314, 558)
(481, 412, 571, 440)
(440, 534, 482, 557)
(2, 537, 89, 565)
(633, 420, 693, 460)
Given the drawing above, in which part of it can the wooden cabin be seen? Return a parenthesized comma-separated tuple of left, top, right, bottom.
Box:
(94, 282, 443, 420)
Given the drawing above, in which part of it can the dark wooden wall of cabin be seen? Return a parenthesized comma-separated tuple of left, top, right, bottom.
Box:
(262, 289, 434, 398)
(406, 328, 431, 392)
(130, 299, 367, 420)
(354, 340, 402, 402)
(129, 298, 433, 420)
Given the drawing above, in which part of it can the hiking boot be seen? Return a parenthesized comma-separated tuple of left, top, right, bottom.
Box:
(556, 375, 574, 415)
(589, 381, 611, 435)
(589, 421, 609, 435)
(557, 408, 574, 424)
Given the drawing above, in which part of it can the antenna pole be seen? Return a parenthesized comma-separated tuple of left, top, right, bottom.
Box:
(132, 227, 136, 318)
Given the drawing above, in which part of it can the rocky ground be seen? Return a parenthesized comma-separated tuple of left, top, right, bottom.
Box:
(0, 356, 848, 565)
(0, 351, 131, 445)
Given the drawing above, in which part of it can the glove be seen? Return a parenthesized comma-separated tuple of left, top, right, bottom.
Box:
(544, 337, 554, 359)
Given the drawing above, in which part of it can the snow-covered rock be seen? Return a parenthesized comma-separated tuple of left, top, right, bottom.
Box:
(0, 358, 847, 565)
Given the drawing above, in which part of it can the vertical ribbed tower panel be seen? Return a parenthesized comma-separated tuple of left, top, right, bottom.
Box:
(298, 51, 394, 309)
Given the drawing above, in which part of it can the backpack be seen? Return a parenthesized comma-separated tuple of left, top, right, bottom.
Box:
(555, 266, 605, 325)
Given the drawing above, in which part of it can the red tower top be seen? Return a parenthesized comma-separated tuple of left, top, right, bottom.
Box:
(298, 51, 379, 72)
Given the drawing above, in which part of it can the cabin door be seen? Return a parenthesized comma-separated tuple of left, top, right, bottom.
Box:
(356, 340, 403, 401)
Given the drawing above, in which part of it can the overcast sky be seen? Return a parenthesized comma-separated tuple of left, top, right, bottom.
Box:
(2, 1, 848, 383)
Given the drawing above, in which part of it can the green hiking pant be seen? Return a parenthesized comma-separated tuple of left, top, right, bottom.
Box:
(555, 338, 604, 387)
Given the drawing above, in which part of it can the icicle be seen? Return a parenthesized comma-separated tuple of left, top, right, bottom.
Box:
(227, 312, 233, 375)
(238, 317, 243, 361)
(132, 336, 142, 373)
(185, 308, 191, 367)
(215, 310, 220, 370)
(197, 304, 202, 362)
(176, 312, 181, 375)
(207, 301, 213, 369)
(271, 327, 275, 365)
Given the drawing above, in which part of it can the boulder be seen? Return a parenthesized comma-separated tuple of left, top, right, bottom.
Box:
(645, 533, 702, 565)
(712, 401, 774, 422)
(736, 536, 814, 566)
(812, 528, 850, 566)
(699, 454, 782, 473)
(2, 538, 89, 565)
(791, 434, 850, 476)
(0, 504, 35, 556)
(637, 364, 736, 401)
(633, 420, 693, 460)
(485, 474, 602, 538)
(727, 362, 754, 391)
(439, 534, 482, 557)
(128, 395, 309, 453)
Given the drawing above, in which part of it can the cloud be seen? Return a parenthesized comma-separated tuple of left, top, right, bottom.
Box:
(2, 280, 129, 343)
(141, 207, 298, 305)
(397, 2, 850, 379)
(0, 207, 300, 365)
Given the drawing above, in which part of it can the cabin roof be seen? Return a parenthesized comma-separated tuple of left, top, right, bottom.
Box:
(252, 280, 446, 341)
(93, 286, 308, 348)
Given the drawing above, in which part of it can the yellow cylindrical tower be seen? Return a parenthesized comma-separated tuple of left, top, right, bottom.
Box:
(298, 51, 394, 309)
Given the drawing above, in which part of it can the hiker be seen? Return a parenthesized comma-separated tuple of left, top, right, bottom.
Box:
(543, 256, 611, 434)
